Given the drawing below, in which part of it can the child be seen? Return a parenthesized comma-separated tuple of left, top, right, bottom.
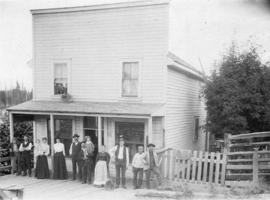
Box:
(78, 143, 94, 184)
(84, 136, 95, 155)
(131, 145, 146, 189)
(94, 145, 110, 187)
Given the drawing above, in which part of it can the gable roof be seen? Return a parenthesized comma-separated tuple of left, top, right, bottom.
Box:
(167, 52, 205, 81)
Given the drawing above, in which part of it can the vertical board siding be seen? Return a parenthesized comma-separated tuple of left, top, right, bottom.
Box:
(33, 4, 168, 103)
(165, 67, 206, 150)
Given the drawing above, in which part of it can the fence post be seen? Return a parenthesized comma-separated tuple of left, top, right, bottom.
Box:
(253, 148, 259, 186)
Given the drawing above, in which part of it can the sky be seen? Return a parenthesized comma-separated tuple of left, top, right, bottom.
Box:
(0, 0, 270, 90)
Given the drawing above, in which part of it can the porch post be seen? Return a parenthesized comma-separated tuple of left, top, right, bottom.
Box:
(9, 112, 14, 142)
(148, 116, 153, 144)
(98, 116, 102, 150)
(104, 117, 108, 147)
(50, 114, 54, 174)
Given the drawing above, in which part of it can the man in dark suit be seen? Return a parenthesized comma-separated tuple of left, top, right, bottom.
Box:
(69, 134, 81, 180)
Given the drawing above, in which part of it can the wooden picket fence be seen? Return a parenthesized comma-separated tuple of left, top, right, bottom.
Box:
(157, 148, 227, 186)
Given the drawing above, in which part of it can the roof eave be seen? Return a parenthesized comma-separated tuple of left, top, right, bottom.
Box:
(30, 0, 170, 15)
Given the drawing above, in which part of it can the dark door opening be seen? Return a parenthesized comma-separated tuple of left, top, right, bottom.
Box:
(115, 122, 144, 162)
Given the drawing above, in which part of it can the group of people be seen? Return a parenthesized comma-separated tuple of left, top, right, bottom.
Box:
(10, 134, 162, 189)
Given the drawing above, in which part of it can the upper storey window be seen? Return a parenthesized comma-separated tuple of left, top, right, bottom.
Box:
(54, 63, 68, 95)
(122, 62, 139, 97)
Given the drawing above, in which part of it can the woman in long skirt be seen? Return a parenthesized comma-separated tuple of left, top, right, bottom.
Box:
(93, 145, 110, 186)
(53, 137, 68, 180)
(35, 138, 50, 179)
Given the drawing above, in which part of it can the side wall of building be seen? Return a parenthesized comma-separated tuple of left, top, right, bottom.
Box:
(165, 67, 207, 151)
(32, 3, 169, 104)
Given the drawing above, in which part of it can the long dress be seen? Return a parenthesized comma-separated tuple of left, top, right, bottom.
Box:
(93, 152, 110, 186)
(35, 143, 50, 179)
(53, 143, 68, 180)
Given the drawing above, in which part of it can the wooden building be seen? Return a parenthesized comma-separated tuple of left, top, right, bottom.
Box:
(7, 0, 207, 173)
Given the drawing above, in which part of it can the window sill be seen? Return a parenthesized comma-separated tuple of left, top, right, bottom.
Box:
(118, 96, 142, 103)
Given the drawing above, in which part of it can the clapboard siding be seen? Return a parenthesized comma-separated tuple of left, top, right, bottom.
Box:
(33, 4, 168, 103)
(165, 67, 206, 150)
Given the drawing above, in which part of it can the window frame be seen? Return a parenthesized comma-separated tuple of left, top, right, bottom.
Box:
(51, 59, 71, 97)
(193, 116, 200, 141)
(120, 59, 142, 99)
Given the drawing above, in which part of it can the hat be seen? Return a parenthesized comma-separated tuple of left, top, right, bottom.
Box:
(73, 134, 80, 138)
(147, 143, 155, 147)
(119, 135, 124, 141)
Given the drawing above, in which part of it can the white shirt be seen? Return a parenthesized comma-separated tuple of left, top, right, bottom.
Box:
(54, 143, 65, 156)
(132, 152, 146, 168)
(36, 143, 50, 156)
(110, 145, 129, 165)
(19, 142, 32, 152)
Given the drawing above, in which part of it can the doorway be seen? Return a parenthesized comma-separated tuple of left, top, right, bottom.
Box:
(115, 122, 144, 162)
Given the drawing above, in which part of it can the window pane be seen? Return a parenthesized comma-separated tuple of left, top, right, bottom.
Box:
(122, 62, 139, 97)
(54, 63, 67, 78)
(54, 63, 68, 95)
(122, 80, 131, 96)
(131, 62, 139, 79)
(129, 80, 138, 96)
(54, 119, 72, 156)
(83, 117, 97, 129)
(123, 63, 131, 80)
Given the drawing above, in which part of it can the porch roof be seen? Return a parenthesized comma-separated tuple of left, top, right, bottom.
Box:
(7, 100, 164, 117)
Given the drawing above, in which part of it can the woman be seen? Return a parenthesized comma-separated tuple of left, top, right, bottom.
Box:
(93, 145, 110, 186)
(53, 137, 68, 179)
(35, 138, 50, 179)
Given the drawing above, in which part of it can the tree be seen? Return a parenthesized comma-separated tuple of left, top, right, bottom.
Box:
(203, 44, 270, 138)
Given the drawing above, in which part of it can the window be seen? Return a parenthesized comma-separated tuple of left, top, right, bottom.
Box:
(55, 119, 73, 156)
(54, 63, 68, 95)
(194, 117, 199, 141)
(122, 62, 139, 97)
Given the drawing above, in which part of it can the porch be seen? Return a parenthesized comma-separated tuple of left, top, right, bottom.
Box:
(7, 100, 165, 176)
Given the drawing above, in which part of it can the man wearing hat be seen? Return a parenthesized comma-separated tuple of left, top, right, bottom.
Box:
(109, 135, 129, 188)
(144, 143, 161, 189)
(69, 134, 81, 180)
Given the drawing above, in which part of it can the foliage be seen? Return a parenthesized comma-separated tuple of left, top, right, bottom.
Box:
(0, 81, 32, 108)
(0, 119, 33, 145)
(203, 44, 270, 138)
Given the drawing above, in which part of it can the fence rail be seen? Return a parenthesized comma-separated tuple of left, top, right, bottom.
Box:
(225, 132, 270, 185)
(158, 148, 227, 186)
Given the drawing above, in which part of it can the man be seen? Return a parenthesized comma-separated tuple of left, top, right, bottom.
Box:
(19, 135, 32, 177)
(110, 135, 129, 188)
(9, 137, 20, 175)
(144, 143, 162, 189)
(131, 145, 146, 189)
(69, 134, 81, 180)
(78, 143, 94, 184)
